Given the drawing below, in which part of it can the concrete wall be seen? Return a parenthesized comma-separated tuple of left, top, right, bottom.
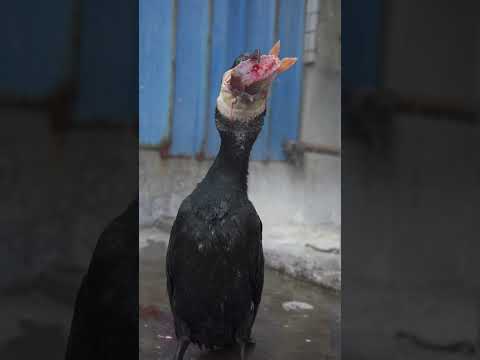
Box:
(139, 0, 341, 229)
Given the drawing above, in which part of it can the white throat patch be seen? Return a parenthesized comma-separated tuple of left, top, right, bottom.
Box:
(216, 70, 267, 121)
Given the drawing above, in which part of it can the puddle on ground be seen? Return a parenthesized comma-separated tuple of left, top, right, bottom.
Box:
(140, 241, 340, 360)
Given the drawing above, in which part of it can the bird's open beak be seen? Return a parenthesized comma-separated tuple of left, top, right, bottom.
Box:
(269, 40, 298, 73)
(227, 41, 297, 97)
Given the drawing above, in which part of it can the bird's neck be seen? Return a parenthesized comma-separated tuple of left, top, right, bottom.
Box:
(203, 112, 263, 192)
(205, 132, 254, 192)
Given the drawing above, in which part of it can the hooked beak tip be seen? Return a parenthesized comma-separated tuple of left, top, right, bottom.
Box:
(269, 40, 281, 57)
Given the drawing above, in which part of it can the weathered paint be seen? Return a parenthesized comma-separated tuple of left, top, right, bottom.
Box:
(269, 0, 305, 160)
(245, 0, 277, 160)
(170, 0, 211, 155)
(140, 0, 306, 160)
(205, 0, 248, 157)
(139, 0, 175, 144)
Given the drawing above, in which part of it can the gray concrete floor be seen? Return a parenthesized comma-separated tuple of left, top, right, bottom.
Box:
(140, 240, 340, 360)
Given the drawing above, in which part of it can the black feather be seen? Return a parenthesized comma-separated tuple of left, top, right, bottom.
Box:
(231, 49, 260, 69)
(167, 105, 265, 356)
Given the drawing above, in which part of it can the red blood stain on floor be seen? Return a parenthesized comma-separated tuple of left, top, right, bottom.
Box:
(139, 304, 172, 322)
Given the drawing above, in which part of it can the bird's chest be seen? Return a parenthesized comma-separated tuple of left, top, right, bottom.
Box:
(188, 196, 249, 253)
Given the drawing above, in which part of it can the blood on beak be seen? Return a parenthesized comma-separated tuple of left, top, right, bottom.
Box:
(227, 41, 297, 96)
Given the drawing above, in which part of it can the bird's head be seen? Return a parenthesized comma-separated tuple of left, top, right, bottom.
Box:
(216, 41, 297, 127)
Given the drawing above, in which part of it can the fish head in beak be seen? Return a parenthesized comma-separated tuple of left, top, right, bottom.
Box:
(216, 41, 297, 122)
(227, 41, 297, 100)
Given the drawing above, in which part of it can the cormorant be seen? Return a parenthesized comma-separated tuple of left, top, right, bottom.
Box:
(166, 41, 297, 360)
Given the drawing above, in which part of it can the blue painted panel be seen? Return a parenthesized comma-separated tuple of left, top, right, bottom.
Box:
(0, 0, 73, 97)
(269, 0, 305, 160)
(246, 0, 277, 161)
(139, 0, 175, 145)
(170, 0, 211, 155)
(74, 0, 137, 123)
(205, 0, 248, 157)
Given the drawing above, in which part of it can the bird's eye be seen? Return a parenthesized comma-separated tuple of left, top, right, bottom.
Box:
(231, 53, 252, 69)
(250, 49, 260, 63)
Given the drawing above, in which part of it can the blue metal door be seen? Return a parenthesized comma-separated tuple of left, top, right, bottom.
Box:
(140, 0, 305, 160)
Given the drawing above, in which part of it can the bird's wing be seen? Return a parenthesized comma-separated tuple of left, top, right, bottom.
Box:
(247, 208, 264, 325)
(166, 217, 178, 313)
(166, 199, 190, 315)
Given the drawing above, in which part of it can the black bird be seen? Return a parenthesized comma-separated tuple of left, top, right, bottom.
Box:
(65, 200, 138, 360)
(166, 41, 297, 360)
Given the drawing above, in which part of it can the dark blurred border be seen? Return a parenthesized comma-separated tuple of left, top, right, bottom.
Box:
(0, 0, 138, 358)
(342, 1, 479, 359)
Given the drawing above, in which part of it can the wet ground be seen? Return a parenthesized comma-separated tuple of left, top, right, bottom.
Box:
(139, 240, 340, 360)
